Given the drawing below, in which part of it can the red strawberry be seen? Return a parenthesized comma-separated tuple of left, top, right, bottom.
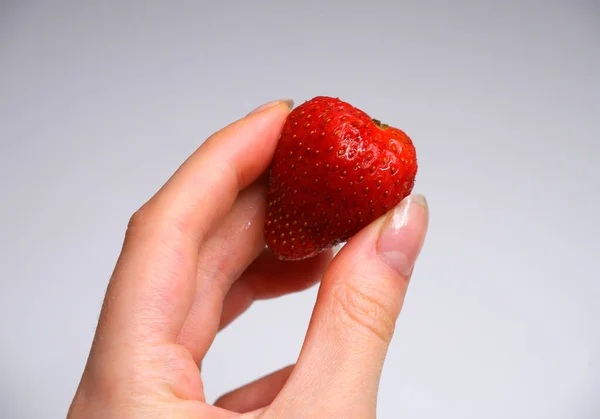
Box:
(264, 96, 417, 261)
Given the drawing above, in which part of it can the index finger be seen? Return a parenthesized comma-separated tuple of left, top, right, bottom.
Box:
(96, 99, 293, 348)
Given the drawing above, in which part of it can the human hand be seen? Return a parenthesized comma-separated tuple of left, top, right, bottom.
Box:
(67, 99, 429, 418)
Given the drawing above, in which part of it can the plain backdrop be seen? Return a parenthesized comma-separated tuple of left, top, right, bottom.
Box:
(1, 1, 599, 418)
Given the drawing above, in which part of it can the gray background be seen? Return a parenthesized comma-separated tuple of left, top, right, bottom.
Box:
(1, 1, 599, 418)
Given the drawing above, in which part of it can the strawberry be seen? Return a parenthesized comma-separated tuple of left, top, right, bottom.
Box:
(264, 96, 417, 261)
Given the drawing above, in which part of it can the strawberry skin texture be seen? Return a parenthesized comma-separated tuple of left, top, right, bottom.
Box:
(264, 96, 417, 261)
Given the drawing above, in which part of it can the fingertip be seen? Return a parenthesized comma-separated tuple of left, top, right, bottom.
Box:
(247, 99, 294, 116)
(376, 193, 429, 278)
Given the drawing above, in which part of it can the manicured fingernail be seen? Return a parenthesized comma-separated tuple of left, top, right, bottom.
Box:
(248, 99, 294, 116)
(377, 194, 429, 278)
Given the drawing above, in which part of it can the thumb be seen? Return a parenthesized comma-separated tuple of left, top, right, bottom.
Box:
(270, 194, 429, 417)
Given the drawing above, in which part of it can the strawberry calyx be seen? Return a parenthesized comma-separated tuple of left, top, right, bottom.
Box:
(371, 118, 389, 130)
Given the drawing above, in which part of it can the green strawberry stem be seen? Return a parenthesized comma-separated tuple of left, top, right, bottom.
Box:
(371, 118, 389, 129)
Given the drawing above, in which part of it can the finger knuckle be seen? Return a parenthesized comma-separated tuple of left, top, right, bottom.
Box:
(126, 199, 204, 246)
(127, 202, 153, 233)
(126, 201, 175, 240)
(330, 277, 398, 344)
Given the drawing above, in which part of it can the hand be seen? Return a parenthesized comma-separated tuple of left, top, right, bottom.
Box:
(67, 99, 429, 418)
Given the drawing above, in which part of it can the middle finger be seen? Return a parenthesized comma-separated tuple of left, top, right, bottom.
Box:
(178, 180, 333, 364)
(177, 179, 267, 362)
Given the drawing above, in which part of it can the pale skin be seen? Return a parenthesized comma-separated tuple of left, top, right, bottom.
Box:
(68, 99, 430, 418)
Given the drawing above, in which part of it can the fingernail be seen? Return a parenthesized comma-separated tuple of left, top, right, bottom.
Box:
(248, 99, 294, 116)
(377, 194, 429, 278)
